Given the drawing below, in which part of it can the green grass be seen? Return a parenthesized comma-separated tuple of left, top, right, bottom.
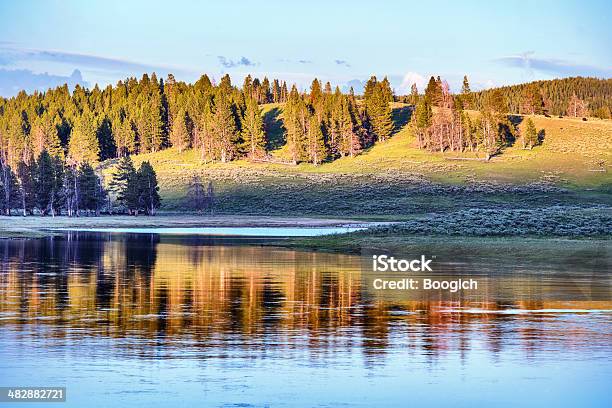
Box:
(99, 103, 611, 217)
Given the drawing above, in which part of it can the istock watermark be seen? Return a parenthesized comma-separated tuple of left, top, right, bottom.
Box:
(372, 255, 433, 272)
(360, 244, 608, 304)
(362, 252, 482, 299)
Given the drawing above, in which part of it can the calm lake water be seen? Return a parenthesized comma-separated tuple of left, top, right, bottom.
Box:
(0, 231, 610, 407)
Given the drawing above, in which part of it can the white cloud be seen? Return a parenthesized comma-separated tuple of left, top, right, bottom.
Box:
(399, 71, 425, 94)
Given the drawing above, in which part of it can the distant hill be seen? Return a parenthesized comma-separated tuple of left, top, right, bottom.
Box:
(471, 77, 612, 117)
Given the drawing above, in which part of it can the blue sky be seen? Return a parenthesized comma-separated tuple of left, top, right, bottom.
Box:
(0, 0, 610, 96)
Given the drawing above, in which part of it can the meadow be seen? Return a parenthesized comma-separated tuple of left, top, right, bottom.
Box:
(100, 103, 611, 219)
(5, 103, 608, 243)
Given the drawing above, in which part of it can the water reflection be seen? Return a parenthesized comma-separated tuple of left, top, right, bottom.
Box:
(0, 233, 610, 407)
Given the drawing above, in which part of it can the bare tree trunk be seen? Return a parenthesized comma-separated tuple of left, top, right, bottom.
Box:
(74, 176, 80, 217)
(21, 187, 26, 217)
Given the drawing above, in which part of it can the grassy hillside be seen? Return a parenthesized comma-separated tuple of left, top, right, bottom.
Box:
(100, 103, 611, 217)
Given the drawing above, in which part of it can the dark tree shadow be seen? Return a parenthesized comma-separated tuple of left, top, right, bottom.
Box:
(537, 129, 546, 145)
(505, 114, 527, 147)
(499, 122, 516, 146)
(391, 106, 413, 135)
(264, 107, 285, 150)
(508, 114, 524, 127)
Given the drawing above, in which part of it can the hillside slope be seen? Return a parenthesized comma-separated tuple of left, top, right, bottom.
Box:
(101, 103, 611, 217)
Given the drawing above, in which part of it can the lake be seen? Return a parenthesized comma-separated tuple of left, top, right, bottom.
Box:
(0, 231, 610, 407)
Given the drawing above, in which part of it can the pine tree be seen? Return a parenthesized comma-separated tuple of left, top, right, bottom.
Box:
(284, 85, 307, 164)
(31, 113, 63, 159)
(425, 76, 443, 106)
(97, 116, 116, 160)
(62, 165, 78, 216)
(478, 90, 507, 159)
(461, 75, 474, 109)
(194, 97, 214, 162)
(310, 79, 323, 106)
(338, 98, 361, 157)
(364, 76, 377, 102)
(410, 83, 419, 105)
(520, 84, 544, 115)
(307, 115, 327, 165)
(462, 111, 475, 151)
(242, 75, 253, 98)
(170, 109, 192, 152)
(137, 161, 161, 215)
(272, 79, 281, 103)
(0, 161, 20, 215)
(144, 96, 165, 152)
(35, 150, 64, 216)
(381, 77, 393, 103)
(78, 162, 103, 215)
(16, 161, 36, 216)
(194, 74, 213, 94)
(461, 75, 471, 94)
(124, 170, 141, 214)
(370, 84, 394, 142)
(109, 155, 138, 213)
(261, 77, 271, 103)
(212, 94, 237, 162)
(471, 77, 610, 116)
(280, 81, 288, 102)
(219, 74, 233, 95)
(522, 117, 538, 149)
(113, 113, 137, 157)
(241, 97, 266, 157)
(68, 110, 100, 165)
(324, 81, 332, 95)
(414, 97, 433, 149)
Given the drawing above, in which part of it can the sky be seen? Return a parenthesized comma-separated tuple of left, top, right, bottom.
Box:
(0, 0, 610, 97)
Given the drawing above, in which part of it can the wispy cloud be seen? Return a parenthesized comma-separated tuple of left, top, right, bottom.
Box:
(0, 44, 199, 92)
(334, 59, 351, 68)
(494, 52, 612, 78)
(277, 58, 313, 65)
(217, 56, 258, 69)
(0, 45, 185, 74)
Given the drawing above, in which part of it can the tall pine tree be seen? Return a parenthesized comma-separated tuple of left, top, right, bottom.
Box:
(68, 109, 100, 165)
(241, 97, 266, 157)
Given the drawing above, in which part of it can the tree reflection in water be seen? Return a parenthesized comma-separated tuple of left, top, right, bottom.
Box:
(1, 232, 610, 368)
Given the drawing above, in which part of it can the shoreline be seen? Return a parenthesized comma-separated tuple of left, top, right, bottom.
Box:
(1, 206, 609, 244)
(270, 232, 612, 254)
(0, 215, 383, 239)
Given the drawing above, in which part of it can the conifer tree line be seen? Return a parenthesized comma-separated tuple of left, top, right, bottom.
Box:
(0, 72, 294, 175)
(0, 72, 396, 171)
(0, 148, 161, 216)
(109, 156, 161, 215)
(0, 71, 396, 214)
(469, 77, 612, 119)
(282, 76, 393, 164)
(0, 149, 106, 216)
(0, 71, 608, 214)
(410, 75, 540, 159)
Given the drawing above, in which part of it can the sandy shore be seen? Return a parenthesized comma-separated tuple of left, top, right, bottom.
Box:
(0, 215, 377, 239)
